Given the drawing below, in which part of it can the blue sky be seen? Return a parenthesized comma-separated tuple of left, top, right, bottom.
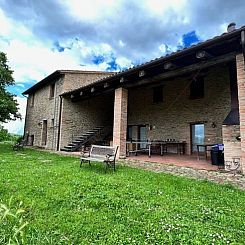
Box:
(0, 0, 245, 134)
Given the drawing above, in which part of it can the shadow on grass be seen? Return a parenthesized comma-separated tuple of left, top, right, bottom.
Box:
(80, 162, 118, 174)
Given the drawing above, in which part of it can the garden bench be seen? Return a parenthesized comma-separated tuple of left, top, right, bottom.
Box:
(80, 145, 118, 171)
(13, 139, 26, 151)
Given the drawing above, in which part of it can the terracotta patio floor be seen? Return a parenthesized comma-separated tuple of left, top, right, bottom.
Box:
(126, 153, 220, 171)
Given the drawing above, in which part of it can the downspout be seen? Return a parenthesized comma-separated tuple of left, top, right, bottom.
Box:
(52, 83, 56, 150)
(242, 30, 245, 69)
(56, 95, 63, 151)
(22, 94, 28, 140)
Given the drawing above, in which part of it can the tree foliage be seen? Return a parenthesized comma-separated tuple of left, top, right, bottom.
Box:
(0, 125, 20, 142)
(0, 52, 21, 123)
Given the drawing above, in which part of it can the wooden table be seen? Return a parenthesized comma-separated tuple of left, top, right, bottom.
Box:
(197, 144, 215, 160)
(126, 141, 186, 158)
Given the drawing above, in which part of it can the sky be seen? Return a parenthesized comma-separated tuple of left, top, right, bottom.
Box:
(0, 0, 245, 135)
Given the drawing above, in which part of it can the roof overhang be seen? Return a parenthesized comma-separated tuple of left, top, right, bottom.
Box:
(22, 70, 63, 95)
(22, 70, 115, 95)
(63, 26, 245, 102)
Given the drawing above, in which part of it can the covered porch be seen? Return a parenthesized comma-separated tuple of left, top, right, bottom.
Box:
(62, 26, 245, 173)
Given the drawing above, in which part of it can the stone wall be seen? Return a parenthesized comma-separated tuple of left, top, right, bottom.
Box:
(24, 77, 64, 150)
(222, 125, 241, 171)
(59, 92, 114, 148)
(128, 65, 231, 154)
(62, 72, 114, 93)
(236, 53, 245, 173)
(24, 71, 112, 150)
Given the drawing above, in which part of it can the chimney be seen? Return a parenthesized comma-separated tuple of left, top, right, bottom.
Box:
(227, 22, 236, 33)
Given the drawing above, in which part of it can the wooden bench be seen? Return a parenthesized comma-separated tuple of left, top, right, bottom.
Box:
(80, 145, 118, 171)
(13, 139, 26, 151)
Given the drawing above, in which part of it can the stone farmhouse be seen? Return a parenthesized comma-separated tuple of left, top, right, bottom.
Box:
(23, 23, 245, 173)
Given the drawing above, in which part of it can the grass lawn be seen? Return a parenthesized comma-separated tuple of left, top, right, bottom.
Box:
(0, 143, 245, 244)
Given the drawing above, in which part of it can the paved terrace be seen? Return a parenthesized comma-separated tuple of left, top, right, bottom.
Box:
(32, 147, 245, 190)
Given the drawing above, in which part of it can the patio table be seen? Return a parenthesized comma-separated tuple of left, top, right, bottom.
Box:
(126, 141, 186, 157)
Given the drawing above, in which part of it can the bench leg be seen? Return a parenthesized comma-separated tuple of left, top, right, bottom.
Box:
(80, 159, 91, 168)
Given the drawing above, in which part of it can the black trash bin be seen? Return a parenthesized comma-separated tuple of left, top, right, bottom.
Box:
(211, 144, 224, 166)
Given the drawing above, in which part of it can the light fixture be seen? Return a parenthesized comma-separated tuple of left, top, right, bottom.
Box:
(164, 62, 176, 70)
(139, 70, 145, 77)
(104, 82, 109, 88)
(120, 77, 125, 83)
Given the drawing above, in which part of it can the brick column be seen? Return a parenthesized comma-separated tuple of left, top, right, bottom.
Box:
(113, 87, 128, 158)
(236, 53, 245, 173)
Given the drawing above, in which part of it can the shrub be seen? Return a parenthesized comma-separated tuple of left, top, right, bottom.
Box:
(0, 126, 21, 142)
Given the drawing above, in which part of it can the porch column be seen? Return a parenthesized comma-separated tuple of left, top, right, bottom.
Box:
(113, 87, 128, 159)
(236, 53, 245, 173)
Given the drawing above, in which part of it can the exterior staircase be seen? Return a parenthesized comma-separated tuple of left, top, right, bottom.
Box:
(60, 126, 112, 152)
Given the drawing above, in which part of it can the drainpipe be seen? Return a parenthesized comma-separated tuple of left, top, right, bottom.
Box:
(241, 30, 245, 69)
(56, 96, 63, 151)
(22, 94, 28, 141)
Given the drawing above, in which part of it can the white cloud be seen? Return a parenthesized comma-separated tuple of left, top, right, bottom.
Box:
(144, 0, 187, 16)
(116, 56, 132, 69)
(1, 0, 245, 137)
(0, 8, 11, 36)
(64, 0, 119, 20)
(2, 96, 27, 135)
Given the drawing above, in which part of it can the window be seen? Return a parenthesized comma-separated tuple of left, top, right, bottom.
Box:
(127, 126, 133, 141)
(190, 77, 204, 99)
(50, 83, 55, 98)
(191, 123, 205, 153)
(29, 93, 35, 107)
(153, 86, 163, 103)
(51, 118, 54, 127)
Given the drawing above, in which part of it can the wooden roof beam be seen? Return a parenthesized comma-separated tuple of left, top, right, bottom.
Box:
(125, 52, 236, 88)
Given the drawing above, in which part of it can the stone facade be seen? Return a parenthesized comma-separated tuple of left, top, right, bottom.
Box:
(128, 65, 231, 155)
(24, 77, 63, 149)
(23, 55, 245, 173)
(60, 92, 114, 149)
(222, 125, 241, 171)
(24, 71, 112, 150)
(61, 71, 114, 93)
(236, 54, 245, 173)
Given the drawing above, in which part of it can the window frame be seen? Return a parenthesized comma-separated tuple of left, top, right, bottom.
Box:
(153, 85, 163, 104)
(189, 77, 204, 100)
(49, 83, 55, 99)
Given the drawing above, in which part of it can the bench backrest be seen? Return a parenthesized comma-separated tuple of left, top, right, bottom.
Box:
(90, 145, 118, 159)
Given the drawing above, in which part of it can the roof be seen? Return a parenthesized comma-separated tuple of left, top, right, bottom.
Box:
(23, 24, 245, 97)
(62, 24, 245, 98)
(22, 70, 115, 95)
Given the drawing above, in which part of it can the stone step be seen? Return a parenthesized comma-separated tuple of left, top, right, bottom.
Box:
(73, 140, 84, 144)
(61, 126, 106, 152)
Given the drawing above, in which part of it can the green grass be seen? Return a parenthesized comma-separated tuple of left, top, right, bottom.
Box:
(0, 143, 245, 244)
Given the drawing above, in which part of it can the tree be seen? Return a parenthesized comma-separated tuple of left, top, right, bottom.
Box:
(0, 52, 21, 122)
